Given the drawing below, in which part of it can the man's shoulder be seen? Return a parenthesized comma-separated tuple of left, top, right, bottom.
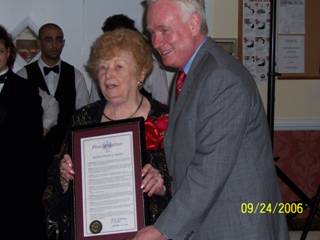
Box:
(61, 60, 75, 69)
(8, 70, 25, 82)
(60, 60, 85, 76)
(22, 60, 39, 70)
(148, 96, 169, 116)
(9, 71, 39, 95)
(18, 60, 40, 76)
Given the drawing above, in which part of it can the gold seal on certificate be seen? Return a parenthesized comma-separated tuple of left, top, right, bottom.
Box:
(89, 220, 102, 234)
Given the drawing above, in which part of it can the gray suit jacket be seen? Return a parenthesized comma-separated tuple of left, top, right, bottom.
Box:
(154, 38, 289, 240)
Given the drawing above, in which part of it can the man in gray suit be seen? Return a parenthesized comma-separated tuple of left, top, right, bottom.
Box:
(133, 0, 289, 239)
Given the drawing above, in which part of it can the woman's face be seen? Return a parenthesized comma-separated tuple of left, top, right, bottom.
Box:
(0, 41, 9, 72)
(97, 50, 144, 104)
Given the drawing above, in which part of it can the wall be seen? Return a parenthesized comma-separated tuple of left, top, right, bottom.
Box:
(211, 0, 239, 38)
(274, 130, 320, 219)
(209, 0, 320, 130)
(1, 0, 84, 73)
(0, 0, 151, 91)
(0, 0, 212, 90)
(210, 0, 320, 221)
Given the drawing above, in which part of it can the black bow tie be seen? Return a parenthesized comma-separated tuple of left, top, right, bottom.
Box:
(43, 65, 59, 75)
(0, 74, 7, 84)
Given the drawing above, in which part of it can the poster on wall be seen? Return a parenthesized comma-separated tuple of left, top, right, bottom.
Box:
(278, 0, 305, 34)
(277, 35, 304, 73)
(242, 0, 271, 82)
(277, 0, 305, 74)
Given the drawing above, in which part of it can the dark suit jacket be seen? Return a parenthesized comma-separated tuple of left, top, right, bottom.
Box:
(154, 38, 289, 239)
(0, 69, 45, 238)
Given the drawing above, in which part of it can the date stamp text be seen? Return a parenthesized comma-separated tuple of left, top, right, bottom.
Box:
(240, 202, 304, 214)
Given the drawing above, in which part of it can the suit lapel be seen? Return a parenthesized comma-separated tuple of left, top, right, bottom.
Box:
(36, 62, 50, 93)
(164, 39, 216, 160)
(0, 85, 8, 125)
(169, 41, 212, 126)
(0, 73, 15, 125)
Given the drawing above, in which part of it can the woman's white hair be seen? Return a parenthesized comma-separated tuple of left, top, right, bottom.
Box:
(146, 0, 208, 34)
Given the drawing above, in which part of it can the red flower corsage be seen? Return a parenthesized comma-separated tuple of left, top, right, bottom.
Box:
(144, 114, 169, 150)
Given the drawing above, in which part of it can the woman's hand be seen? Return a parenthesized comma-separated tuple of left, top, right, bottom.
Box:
(141, 164, 166, 197)
(59, 154, 75, 192)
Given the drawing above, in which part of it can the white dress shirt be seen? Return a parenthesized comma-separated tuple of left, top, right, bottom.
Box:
(0, 68, 8, 93)
(17, 58, 90, 130)
(38, 88, 59, 130)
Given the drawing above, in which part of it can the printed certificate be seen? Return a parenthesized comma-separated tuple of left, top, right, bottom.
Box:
(72, 118, 145, 240)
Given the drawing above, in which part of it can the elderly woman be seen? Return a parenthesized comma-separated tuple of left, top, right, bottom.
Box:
(43, 28, 171, 240)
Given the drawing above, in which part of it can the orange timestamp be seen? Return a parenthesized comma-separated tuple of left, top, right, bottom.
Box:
(240, 202, 304, 214)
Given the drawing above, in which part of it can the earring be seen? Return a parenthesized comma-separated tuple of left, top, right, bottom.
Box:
(137, 81, 143, 89)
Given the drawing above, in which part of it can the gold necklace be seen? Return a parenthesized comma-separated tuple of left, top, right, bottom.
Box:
(103, 96, 144, 121)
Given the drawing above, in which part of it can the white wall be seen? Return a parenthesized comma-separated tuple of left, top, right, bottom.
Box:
(1, 0, 84, 72)
(0, 0, 147, 90)
(210, 0, 238, 38)
(0, 0, 212, 90)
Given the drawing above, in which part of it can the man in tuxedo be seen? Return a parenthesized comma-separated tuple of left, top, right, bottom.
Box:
(133, 0, 289, 239)
(0, 24, 45, 238)
(18, 23, 90, 160)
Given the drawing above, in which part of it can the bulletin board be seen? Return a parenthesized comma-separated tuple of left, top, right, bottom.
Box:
(238, 0, 320, 80)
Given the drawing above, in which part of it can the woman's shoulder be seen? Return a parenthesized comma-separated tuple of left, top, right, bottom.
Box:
(72, 100, 105, 127)
(147, 96, 169, 118)
(8, 70, 32, 87)
(7, 70, 40, 98)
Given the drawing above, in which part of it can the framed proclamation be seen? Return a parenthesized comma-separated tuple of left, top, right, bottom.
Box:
(72, 117, 146, 240)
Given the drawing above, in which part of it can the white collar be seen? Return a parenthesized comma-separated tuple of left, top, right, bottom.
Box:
(0, 68, 9, 76)
(38, 57, 60, 67)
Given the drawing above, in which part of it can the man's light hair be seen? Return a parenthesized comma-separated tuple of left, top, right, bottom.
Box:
(146, 0, 208, 34)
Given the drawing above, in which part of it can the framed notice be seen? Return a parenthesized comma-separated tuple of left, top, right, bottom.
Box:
(277, 0, 320, 79)
(72, 117, 145, 240)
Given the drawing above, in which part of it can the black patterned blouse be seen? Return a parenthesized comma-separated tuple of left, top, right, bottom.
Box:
(43, 97, 171, 240)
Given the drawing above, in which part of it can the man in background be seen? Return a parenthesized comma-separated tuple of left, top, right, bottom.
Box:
(18, 23, 90, 165)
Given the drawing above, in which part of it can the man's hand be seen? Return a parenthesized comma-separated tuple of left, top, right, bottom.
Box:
(132, 225, 166, 240)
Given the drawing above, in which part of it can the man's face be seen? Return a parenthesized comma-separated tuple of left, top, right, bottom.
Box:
(39, 27, 64, 62)
(147, 0, 197, 69)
